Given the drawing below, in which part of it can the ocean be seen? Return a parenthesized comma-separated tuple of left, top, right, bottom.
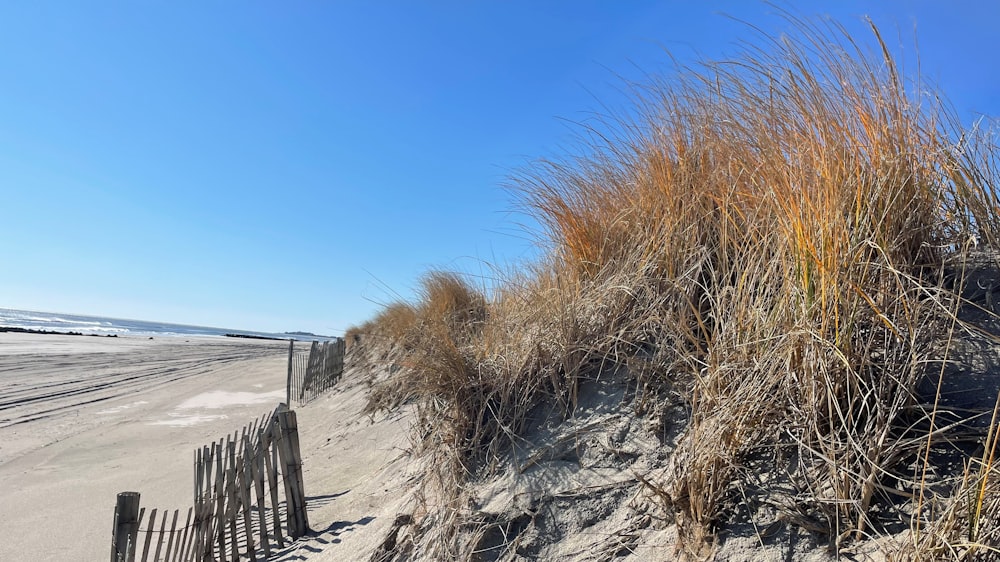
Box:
(0, 308, 333, 341)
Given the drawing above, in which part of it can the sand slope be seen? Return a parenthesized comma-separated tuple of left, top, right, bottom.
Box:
(264, 356, 420, 561)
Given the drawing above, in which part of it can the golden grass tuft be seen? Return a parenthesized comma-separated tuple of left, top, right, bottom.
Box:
(356, 13, 1000, 560)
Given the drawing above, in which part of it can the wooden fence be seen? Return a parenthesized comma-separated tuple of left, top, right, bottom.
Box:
(111, 405, 308, 562)
(285, 339, 345, 406)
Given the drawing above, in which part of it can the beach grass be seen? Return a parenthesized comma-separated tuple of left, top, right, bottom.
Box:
(351, 13, 1000, 560)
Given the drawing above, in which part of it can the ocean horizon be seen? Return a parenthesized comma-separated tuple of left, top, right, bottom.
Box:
(0, 307, 333, 341)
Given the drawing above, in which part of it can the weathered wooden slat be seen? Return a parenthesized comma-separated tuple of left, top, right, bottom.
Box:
(193, 449, 198, 505)
(239, 432, 257, 561)
(248, 417, 260, 454)
(285, 339, 294, 406)
(237, 427, 249, 558)
(163, 509, 179, 562)
(188, 491, 202, 561)
(261, 417, 284, 547)
(214, 438, 227, 562)
(204, 444, 214, 501)
(188, 513, 201, 562)
(191, 500, 208, 562)
(319, 341, 328, 392)
(222, 434, 237, 560)
(175, 507, 193, 562)
(196, 449, 204, 507)
(250, 422, 271, 558)
(320, 356, 326, 392)
(254, 410, 269, 451)
(140, 508, 157, 562)
(235, 426, 250, 558)
(152, 509, 168, 562)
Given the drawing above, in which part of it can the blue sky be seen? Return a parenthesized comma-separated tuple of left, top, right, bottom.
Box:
(2, 2, 998, 335)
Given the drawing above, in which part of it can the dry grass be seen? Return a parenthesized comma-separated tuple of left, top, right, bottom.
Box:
(895, 392, 1000, 561)
(349, 13, 1000, 561)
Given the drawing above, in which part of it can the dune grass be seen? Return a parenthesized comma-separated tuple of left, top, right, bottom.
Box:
(352, 13, 1000, 560)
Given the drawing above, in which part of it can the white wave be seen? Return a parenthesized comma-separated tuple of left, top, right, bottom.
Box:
(80, 326, 129, 333)
(0, 309, 104, 326)
(48, 317, 104, 326)
(4, 314, 58, 323)
(0, 322, 129, 334)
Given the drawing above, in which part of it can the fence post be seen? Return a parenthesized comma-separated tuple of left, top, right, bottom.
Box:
(275, 409, 309, 538)
(285, 339, 294, 407)
(111, 491, 141, 562)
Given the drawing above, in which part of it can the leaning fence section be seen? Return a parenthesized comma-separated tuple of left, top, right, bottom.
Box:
(285, 342, 311, 406)
(286, 338, 345, 406)
(111, 405, 308, 562)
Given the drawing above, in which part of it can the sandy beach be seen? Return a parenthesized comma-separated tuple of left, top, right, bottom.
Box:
(0, 333, 291, 561)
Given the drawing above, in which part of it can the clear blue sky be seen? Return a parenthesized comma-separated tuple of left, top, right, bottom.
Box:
(2, 2, 997, 335)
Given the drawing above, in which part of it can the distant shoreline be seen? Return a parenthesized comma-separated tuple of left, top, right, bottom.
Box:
(1, 308, 333, 341)
(0, 326, 329, 343)
(224, 333, 288, 341)
(0, 326, 117, 337)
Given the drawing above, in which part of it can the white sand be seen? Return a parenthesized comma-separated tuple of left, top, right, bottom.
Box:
(0, 334, 290, 562)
